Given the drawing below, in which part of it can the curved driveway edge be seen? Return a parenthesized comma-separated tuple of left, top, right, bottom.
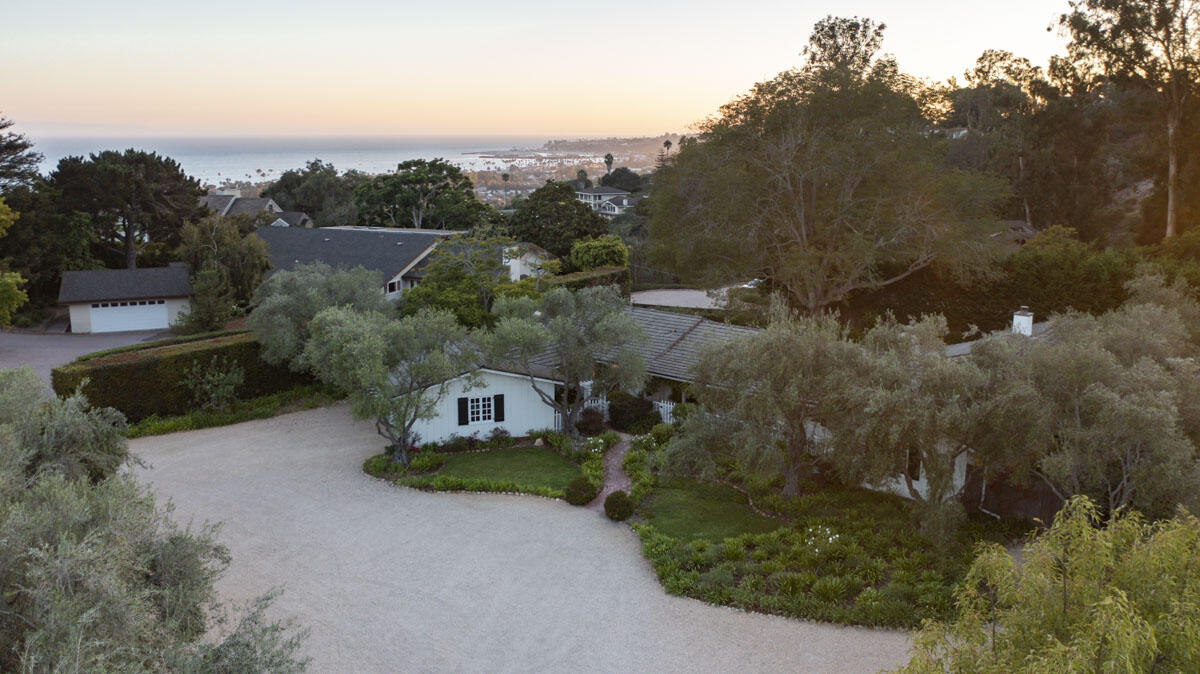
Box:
(132, 405, 910, 672)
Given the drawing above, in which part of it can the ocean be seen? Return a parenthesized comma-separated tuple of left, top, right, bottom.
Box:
(34, 135, 553, 187)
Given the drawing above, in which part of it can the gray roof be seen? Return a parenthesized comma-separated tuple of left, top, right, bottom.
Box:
(199, 194, 235, 214)
(58, 266, 191, 304)
(945, 321, 1053, 358)
(525, 306, 761, 384)
(623, 307, 760, 382)
(274, 211, 312, 227)
(225, 197, 278, 216)
(253, 226, 446, 281)
(577, 186, 630, 196)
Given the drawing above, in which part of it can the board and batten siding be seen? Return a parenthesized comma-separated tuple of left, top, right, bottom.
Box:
(410, 369, 558, 445)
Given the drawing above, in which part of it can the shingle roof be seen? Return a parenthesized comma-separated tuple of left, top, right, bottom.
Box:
(623, 306, 760, 382)
(253, 226, 446, 281)
(58, 266, 191, 304)
(225, 197, 278, 216)
(199, 194, 235, 215)
(274, 211, 311, 227)
(945, 322, 1053, 358)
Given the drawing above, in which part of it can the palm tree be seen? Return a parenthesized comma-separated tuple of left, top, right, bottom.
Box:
(663, 139, 672, 154)
(604, 152, 614, 174)
(501, 172, 510, 203)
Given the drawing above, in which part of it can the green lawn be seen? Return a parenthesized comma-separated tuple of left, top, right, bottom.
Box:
(438, 447, 583, 491)
(637, 477, 784, 541)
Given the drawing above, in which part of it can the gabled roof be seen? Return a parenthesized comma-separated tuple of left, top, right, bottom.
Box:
(576, 186, 630, 196)
(199, 194, 235, 215)
(623, 307, 760, 382)
(225, 197, 279, 216)
(253, 226, 447, 282)
(273, 211, 312, 227)
(945, 321, 1053, 358)
(58, 266, 191, 304)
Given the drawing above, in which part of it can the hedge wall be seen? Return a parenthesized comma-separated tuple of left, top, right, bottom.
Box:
(51, 332, 313, 422)
(551, 266, 631, 297)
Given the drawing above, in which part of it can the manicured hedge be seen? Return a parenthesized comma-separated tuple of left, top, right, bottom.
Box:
(52, 331, 313, 422)
(551, 266, 631, 296)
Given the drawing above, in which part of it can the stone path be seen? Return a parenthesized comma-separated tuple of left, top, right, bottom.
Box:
(586, 433, 633, 511)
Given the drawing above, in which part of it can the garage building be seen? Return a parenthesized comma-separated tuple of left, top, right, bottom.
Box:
(59, 266, 191, 334)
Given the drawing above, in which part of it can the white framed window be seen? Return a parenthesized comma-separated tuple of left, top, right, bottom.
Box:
(468, 396, 493, 423)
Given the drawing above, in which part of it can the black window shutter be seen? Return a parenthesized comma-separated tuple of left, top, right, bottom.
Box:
(493, 394, 505, 422)
(457, 397, 468, 425)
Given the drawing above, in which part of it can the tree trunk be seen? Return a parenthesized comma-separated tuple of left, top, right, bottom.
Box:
(1165, 106, 1180, 239)
(391, 442, 410, 467)
(125, 229, 137, 269)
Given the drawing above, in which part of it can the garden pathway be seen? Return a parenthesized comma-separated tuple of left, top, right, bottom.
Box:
(587, 433, 633, 511)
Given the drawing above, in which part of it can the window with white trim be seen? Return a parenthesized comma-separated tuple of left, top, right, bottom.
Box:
(468, 396, 493, 423)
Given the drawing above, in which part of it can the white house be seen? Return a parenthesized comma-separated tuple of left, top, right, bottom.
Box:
(58, 266, 191, 333)
(574, 186, 630, 212)
(505, 243, 554, 281)
(411, 368, 558, 445)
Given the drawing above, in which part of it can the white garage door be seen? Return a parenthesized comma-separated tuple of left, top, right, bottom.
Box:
(89, 299, 169, 333)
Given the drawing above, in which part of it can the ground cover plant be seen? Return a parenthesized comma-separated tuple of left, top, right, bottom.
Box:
(628, 425, 1022, 629)
(369, 445, 584, 499)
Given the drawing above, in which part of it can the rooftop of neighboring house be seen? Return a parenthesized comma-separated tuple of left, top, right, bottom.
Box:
(272, 211, 313, 228)
(253, 226, 449, 283)
(58, 265, 191, 304)
(576, 186, 630, 196)
(199, 194, 282, 217)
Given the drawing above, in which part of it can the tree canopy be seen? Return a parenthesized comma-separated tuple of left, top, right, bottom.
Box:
(598, 166, 642, 192)
(904, 496, 1200, 672)
(485, 285, 646, 438)
(353, 158, 486, 229)
(507, 181, 608, 259)
(263, 159, 367, 228)
(248, 262, 394, 368)
(649, 16, 1007, 313)
(0, 115, 41, 191)
(50, 149, 205, 269)
(301, 306, 479, 466)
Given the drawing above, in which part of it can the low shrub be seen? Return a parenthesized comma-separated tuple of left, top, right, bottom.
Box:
(53, 332, 313, 422)
(576, 407, 606, 436)
(605, 490, 634, 521)
(649, 422, 674, 445)
(363, 454, 391, 477)
(484, 427, 515, 449)
(407, 451, 447, 474)
(126, 385, 337, 438)
(564, 476, 598, 505)
(607, 391, 660, 433)
(398, 474, 563, 500)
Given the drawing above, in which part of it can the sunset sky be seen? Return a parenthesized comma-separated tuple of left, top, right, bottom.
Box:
(3, 0, 1069, 138)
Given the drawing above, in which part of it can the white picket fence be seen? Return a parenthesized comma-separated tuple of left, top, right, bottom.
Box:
(655, 400, 676, 425)
(554, 396, 609, 431)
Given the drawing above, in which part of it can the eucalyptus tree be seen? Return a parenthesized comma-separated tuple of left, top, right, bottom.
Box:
(301, 306, 479, 466)
(354, 158, 485, 229)
(1062, 0, 1200, 239)
(484, 285, 645, 439)
(649, 16, 1006, 313)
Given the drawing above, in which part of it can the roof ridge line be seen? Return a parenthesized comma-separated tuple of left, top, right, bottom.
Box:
(656, 315, 705, 361)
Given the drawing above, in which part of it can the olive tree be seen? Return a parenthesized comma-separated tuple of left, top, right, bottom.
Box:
(665, 306, 855, 497)
(0, 367, 308, 672)
(248, 262, 394, 368)
(300, 306, 479, 466)
(484, 285, 645, 439)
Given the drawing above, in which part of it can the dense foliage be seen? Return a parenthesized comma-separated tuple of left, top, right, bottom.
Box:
(262, 159, 367, 228)
(507, 181, 608, 258)
(0, 367, 308, 671)
(354, 158, 488, 229)
(51, 331, 312, 422)
(904, 496, 1200, 672)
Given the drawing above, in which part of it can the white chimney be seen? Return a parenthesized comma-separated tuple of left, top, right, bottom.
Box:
(1012, 306, 1034, 336)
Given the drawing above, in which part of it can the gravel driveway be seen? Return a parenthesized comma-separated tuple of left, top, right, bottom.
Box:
(132, 405, 910, 673)
(0, 330, 169, 387)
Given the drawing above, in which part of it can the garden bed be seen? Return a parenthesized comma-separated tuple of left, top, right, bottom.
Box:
(633, 477, 1023, 629)
(367, 445, 585, 499)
